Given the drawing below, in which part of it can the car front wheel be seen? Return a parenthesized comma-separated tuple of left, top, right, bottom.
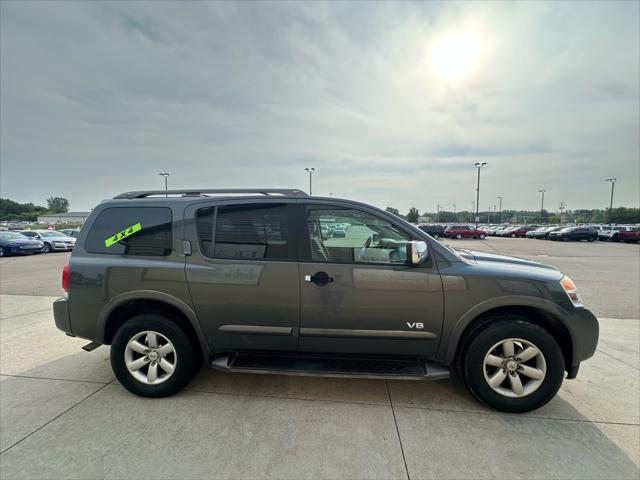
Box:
(459, 317, 564, 413)
(455, 234, 463, 239)
(42, 243, 51, 253)
(479, 233, 486, 239)
(111, 314, 198, 397)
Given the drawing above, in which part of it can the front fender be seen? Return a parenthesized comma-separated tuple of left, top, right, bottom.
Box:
(440, 295, 571, 364)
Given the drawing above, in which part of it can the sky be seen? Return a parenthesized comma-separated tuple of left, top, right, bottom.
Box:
(1, 1, 639, 213)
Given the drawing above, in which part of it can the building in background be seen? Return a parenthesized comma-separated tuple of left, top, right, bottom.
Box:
(37, 212, 91, 224)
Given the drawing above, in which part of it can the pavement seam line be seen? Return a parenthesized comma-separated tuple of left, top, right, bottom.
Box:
(596, 348, 639, 371)
(394, 403, 640, 427)
(0, 373, 111, 385)
(386, 381, 411, 480)
(0, 307, 52, 321)
(0, 382, 109, 456)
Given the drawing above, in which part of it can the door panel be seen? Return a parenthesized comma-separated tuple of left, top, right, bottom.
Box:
(184, 201, 300, 353)
(297, 202, 444, 357)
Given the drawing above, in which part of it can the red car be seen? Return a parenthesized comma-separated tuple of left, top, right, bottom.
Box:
(508, 225, 539, 238)
(618, 228, 640, 243)
(445, 224, 486, 239)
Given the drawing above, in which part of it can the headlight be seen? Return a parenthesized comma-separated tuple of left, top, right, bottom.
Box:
(560, 275, 583, 307)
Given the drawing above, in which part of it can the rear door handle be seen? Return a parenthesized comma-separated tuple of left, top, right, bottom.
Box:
(304, 271, 334, 286)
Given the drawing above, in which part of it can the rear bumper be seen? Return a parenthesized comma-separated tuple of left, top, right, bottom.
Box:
(53, 297, 74, 336)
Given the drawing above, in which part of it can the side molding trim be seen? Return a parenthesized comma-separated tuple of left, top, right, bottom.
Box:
(300, 328, 438, 339)
(219, 325, 293, 336)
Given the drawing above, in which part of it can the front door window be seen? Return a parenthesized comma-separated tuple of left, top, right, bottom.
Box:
(303, 206, 410, 265)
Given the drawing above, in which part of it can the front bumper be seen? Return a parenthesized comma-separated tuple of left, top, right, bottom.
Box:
(51, 243, 75, 251)
(565, 307, 599, 373)
(53, 297, 74, 336)
(6, 246, 42, 254)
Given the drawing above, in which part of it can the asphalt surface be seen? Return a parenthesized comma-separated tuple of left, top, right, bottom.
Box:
(1, 237, 638, 318)
(0, 237, 639, 479)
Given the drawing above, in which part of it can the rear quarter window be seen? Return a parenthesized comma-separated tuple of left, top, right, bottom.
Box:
(84, 207, 172, 256)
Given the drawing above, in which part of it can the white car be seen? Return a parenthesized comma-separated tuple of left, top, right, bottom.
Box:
(19, 230, 76, 252)
(597, 225, 635, 241)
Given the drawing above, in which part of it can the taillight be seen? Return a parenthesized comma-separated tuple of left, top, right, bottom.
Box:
(62, 263, 70, 293)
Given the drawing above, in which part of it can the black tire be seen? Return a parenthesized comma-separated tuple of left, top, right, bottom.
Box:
(111, 314, 198, 397)
(0, 247, 6, 257)
(455, 233, 463, 239)
(42, 243, 51, 253)
(510, 233, 516, 238)
(459, 317, 564, 413)
(433, 233, 439, 239)
(479, 233, 486, 239)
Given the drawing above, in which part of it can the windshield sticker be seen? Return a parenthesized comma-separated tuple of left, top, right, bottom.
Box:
(105, 223, 142, 248)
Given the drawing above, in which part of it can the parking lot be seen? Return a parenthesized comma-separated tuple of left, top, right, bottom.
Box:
(0, 237, 638, 479)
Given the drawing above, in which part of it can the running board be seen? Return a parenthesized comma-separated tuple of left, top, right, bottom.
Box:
(211, 353, 450, 381)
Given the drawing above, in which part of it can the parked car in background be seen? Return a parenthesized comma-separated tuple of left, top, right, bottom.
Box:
(506, 225, 539, 238)
(417, 224, 445, 239)
(548, 227, 597, 242)
(445, 224, 486, 239)
(19, 230, 76, 252)
(495, 226, 520, 237)
(527, 226, 562, 239)
(0, 231, 44, 256)
(332, 228, 346, 238)
(618, 227, 640, 243)
(59, 228, 80, 238)
(598, 225, 636, 242)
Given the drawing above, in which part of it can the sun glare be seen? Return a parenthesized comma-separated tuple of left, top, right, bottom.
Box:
(430, 31, 481, 81)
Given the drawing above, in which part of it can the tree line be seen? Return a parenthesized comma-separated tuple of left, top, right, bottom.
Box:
(0, 197, 70, 221)
(386, 206, 640, 224)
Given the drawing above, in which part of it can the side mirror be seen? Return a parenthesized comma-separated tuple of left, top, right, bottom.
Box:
(407, 240, 429, 266)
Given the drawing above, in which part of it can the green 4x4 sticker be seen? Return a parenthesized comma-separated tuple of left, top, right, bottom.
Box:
(105, 223, 142, 248)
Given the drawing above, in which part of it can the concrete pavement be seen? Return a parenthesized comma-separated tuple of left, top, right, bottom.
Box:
(0, 294, 638, 479)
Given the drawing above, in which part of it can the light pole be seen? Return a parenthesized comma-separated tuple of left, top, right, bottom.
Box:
(436, 204, 440, 223)
(305, 167, 315, 195)
(158, 172, 170, 197)
(497, 196, 503, 223)
(538, 189, 546, 224)
(605, 178, 617, 223)
(329, 192, 333, 197)
(474, 162, 487, 228)
(471, 201, 475, 223)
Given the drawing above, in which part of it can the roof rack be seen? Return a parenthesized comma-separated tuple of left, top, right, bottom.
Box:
(114, 188, 309, 199)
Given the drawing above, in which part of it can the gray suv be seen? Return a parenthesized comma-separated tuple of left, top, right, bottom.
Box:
(54, 189, 599, 413)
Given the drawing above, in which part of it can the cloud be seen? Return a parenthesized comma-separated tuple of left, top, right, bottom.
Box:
(1, 1, 638, 213)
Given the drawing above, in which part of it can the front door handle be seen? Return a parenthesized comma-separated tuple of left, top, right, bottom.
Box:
(304, 271, 334, 286)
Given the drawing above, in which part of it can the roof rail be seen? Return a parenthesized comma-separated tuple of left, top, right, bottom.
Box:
(113, 188, 309, 199)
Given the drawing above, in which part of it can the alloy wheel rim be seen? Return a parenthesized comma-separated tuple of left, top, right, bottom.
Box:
(483, 338, 546, 398)
(124, 331, 177, 385)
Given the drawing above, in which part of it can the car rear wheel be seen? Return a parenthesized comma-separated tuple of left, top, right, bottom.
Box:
(510, 233, 516, 238)
(111, 314, 198, 397)
(42, 243, 51, 253)
(479, 233, 486, 239)
(459, 317, 564, 413)
(455, 233, 463, 239)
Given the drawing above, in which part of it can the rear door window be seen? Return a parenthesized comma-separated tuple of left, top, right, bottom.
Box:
(85, 207, 172, 256)
(203, 203, 293, 260)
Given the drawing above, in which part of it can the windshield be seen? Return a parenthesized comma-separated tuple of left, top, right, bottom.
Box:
(0, 232, 28, 240)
